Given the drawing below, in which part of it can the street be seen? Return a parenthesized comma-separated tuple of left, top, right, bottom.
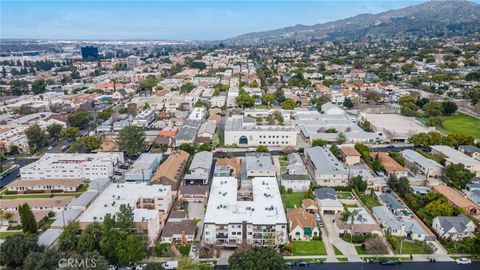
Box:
(216, 262, 479, 270)
(0, 158, 38, 188)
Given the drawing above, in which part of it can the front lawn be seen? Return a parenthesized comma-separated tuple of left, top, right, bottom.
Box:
(282, 192, 309, 209)
(358, 194, 380, 209)
(333, 245, 343, 255)
(388, 236, 433, 254)
(355, 245, 368, 255)
(291, 240, 327, 256)
(442, 113, 480, 139)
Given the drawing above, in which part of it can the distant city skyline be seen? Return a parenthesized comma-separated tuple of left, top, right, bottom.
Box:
(2, 0, 479, 41)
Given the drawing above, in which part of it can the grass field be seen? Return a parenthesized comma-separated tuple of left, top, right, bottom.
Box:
(388, 237, 433, 254)
(355, 245, 368, 255)
(0, 231, 21, 239)
(282, 192, 309, 209)
(358, 194, 381, 209)
(291, 241, 327, 256)
(442, 113, 480, 138)
(337, 192, 354, 200)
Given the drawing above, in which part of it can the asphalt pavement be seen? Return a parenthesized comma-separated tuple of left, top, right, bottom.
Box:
(216, 262, 479, 270)
(0, 158, 38, 188)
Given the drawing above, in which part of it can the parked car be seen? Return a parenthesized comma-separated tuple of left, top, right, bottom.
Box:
(162, 261, 178, 270)
(192, 245, 198, 252)
(380, 260, 401, 265)
(295, 260, 310, 267)
(285, 261, 295, 267)
(455, 258, 471, 265)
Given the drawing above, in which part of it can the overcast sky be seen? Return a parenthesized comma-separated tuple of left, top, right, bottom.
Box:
(2, 0, 475, 40)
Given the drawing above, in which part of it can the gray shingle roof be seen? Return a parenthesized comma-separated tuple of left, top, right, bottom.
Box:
(436, 215, 472, 233)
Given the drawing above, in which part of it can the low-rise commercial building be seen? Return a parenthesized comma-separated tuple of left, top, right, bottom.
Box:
(224, 115, 297, 147)
(20, 153, 124, 180)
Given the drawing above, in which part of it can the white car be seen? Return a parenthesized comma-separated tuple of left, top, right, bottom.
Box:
(455, 258, 471, 264)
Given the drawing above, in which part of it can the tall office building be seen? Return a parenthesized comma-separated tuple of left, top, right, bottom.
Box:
(81, 46, 99, 61)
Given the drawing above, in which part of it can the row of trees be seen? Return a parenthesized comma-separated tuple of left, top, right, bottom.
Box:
(408, 132, 474, 148)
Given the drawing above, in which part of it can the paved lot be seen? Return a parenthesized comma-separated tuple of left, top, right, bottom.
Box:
(322, 215, 362, 262)
(188, 202, 205, 241)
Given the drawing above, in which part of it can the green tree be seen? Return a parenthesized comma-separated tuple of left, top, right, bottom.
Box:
(426, 116, 443, 128)
(423, 101, 443, 117)
(196, 143, 212, 152)
(60, 127, 80, 141)
(68, 111, 92, 129)
(235, 90, 255, 108)
(441, 101, 458, 116)
(117, 126, 145, 157)
(189, 61, 207, 70)
(180, 82, 195, 93)
(444, 163, 475, 189)
(58, 221, 80, 252)
(116, 204, 134, 230)
(19, 203, 38, 234)
(10, 80, 29, 96)
(0, 234, 39, 268)
(262, 93, 275, 106)
(25, 124, 47, 153)
(31, 79, 47, 95)
(100, 229, 121, 264)
(312, 139, 328, 147)
(397, 177, 411, 197)
(138, 75, 157, 92)
(228, 247, 287, 270)
(78, 222, 103, 253)
(179, 143, 196, 155)
(69, 135, 101, 153)
(97, 108, 113, 121)
(23, 249, 61, 270)
(115, 233, 147, 266)
(400, 102, 419, 117)
(343, 97, 354, 109)
(281, 99, 295, 110)
(352, 175, 367, 192)
(425, 198, 454, 217)
(256, 145, 268, 153)
(46, 123, 63, 141)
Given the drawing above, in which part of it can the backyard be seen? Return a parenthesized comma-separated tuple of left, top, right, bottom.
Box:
(442, 113, 480, 139)
(291, 240, 327, 256)
(357, 193, 381, 209)
(337, 191, 354, 200)
(281, 192, 310, 209)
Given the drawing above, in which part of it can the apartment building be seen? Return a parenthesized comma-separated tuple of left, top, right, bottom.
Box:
(151, 150, 190, 190)
(401, 149, 443, 178)
(203, 177, 288, 247)
(305, 146, 348, 186)
(78, 182, 173, 245)
(132, 108, 155, 128)
(20, 152, 124, 180)
(124, 153, 163, 182)
(431, 145, 480, 177)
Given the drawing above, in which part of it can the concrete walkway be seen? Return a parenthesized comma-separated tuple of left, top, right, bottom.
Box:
(323, 215, 362, 262)
(320, 227, 339, 262)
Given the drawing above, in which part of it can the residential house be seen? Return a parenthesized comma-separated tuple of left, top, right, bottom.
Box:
(432, 215, 476, 241)
(314, 188, 343, 215)
(151, 150, 190, 190)
(287, 208, 320, 241)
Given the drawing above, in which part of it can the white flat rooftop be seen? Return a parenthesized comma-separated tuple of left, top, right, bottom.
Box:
(79, 182, 170, 223)
(204, 177, 287, 225)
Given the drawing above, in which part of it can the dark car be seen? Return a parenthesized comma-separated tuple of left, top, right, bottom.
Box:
(285, 261, 295, 267)
(380, 260, 401, 265)
(295, 261, 310, 267)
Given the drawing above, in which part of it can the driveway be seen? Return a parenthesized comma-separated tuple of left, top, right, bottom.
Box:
(322, 215, 362, 262)
(188, 202, 205, 241)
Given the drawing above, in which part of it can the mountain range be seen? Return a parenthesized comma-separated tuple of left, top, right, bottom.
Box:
(227, 0, 480, 45)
